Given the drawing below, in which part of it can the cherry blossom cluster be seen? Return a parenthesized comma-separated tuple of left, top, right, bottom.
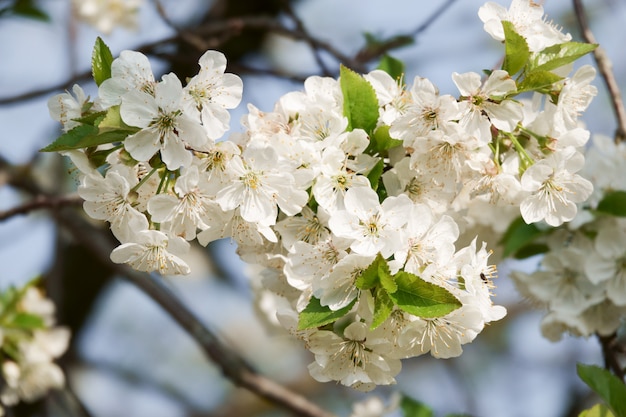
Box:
(510, 134, 626, 342)
(45, 0, 599, 391)
(72, 0, 144, 34)
(0, 283, 70, 414)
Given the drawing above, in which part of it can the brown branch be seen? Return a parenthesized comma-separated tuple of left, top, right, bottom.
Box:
(151, 0, 211, 53)
(279, 0, 332, 76)
(0, 69, 93, 106)
(0, 0, 459, 106)
(573, 0, 626, 143)
(52, 207, 336, 417)
(597, 333, 625, 382)
(0, 194, 83, 222)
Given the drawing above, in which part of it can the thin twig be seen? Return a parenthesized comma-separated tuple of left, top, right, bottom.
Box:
(0, 194, 83, 222)
(279, 0, 332, 76)
(52, 207, 336, 417)
(354, 0, 459, 63)
(573, 0, 626, 143)
(151, 0, 210, 52)
(0, 69, 93, 105)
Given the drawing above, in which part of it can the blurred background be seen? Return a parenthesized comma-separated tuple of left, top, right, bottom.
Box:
(1, 0, 625, 416)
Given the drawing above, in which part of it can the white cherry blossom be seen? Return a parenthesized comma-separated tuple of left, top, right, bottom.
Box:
(182, 50, 243, 139)
(520, 147, 593, 226)
(121, 73, 208, 170)
(110, 229, 191, 275)
(328, 187, 413, 258)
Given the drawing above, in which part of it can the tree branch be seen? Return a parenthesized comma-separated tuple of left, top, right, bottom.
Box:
(354, 0, 459, 63)
(597, 333, 625, 382)
(0, 69, 93, 106)
(573, 0, 626, 143)
(0, 194, 83, 222)
(279, 0, 332, 76)
(52, 207, 336, 417)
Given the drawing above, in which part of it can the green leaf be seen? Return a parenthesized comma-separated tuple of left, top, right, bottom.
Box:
(377, 54, 405, 81)
(12, 0, 49, 21)
(514, 243, 549, 260)
(72, 111, 107, 127)
(579, 404, 616, 417)
(596, 191, 626, 217)
(10, 312, 45, 329)
(92, 37, 114, 87)
(365, 125, 403, 157)
(577, 364, 626, 417)
(371, 287, 395, 330)
(40, 124, 136, 153)
(99, 105, 131, 131)
(340, 64, 380, 134)
(297, 297, 356, 330)
(388, 271, 461, 318)
(367, 158, 385, 193)
(530, 42, 598, 73)
(517, 70, 563, 93)
(355, 253, 396, 293)
(40, 124, 99, 152)
(400, 394, 434, 417)
(502, 21, 529, 76)
(500, 216, 546, 258)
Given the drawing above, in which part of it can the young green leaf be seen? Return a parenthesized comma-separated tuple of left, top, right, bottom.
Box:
(596, 191, 626, 217)
(365, 125, 403, 157)
(99, 105, 132, 131)
(502, 21, 529, 76)
(516, 70, 563, 93)
(388, 271, 461, 318)
(400, 394, 434, 417)
(577, 363, 626, 417)
(40, 125, 137, 153)
(10, 312, 45, 329)
(377, 54, 405, 81)
(40, 124, 99, 152)
(530, 42, 598, 73)
(73, 110, 107, 127)
(340, 64, 380, 134)
(371, 286, 395, 330)
(367, 158, 385, 193)
(355, 253, 396, 293)
(92, 37, 114, 86)
(297, 297, 356, 330)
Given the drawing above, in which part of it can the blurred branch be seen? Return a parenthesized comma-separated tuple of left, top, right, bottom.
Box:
(49, 385, 94, 417)
(0, 69, 92, 106)
(573, 0, 626, 143)
(279, 0, 332, 76)
(0, 0, 460, 105)
(52, 207, 336, 417)
(0, 194, 82, 222)
(597, 333, 625, 381)
(152, 0, 211, 53)
(354, 0, 458, 63)
(1, 152, 335, 417)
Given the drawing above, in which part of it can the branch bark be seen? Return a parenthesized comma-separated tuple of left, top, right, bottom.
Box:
(0, 194, 82, 222)
(52, 207, 336, 417)
(573, 0, 626, 143)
